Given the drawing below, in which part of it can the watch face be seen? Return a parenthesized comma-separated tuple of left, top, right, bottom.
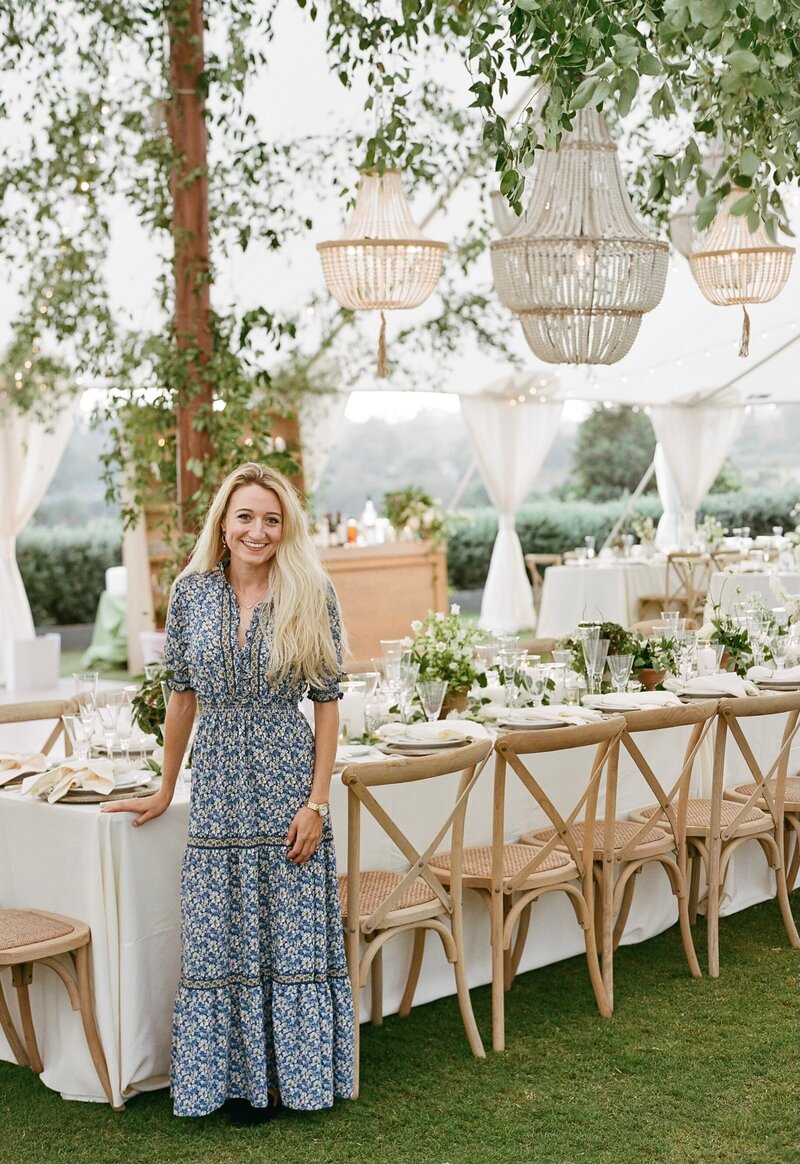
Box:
(318, 803, 330, 818)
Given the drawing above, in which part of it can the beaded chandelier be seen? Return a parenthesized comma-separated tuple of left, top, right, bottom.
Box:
(317, 169, 447, 376)
(688, 189, 795, 357)
(490, 110, 669, 365)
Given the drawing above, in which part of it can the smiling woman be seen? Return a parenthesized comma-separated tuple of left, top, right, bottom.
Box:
(102, 462, 354, 1123)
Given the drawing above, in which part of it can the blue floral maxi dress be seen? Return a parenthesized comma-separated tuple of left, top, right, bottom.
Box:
(164, 564, 354, 1116)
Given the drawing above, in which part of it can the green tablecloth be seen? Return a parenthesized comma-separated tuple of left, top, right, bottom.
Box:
(81, 592, 128, 668)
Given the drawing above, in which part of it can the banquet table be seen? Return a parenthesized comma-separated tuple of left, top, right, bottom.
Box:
(706, 570, 800, 617)
(0, 711, 795, 1106)
(537, 560, 666, 636)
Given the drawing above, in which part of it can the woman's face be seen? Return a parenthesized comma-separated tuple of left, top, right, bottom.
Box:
(222, 483, 284, 573)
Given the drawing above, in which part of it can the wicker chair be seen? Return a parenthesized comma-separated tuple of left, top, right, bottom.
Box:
(0, 909, 119, 1108)
(339, 738, 492, 1094)
(632, 693, 800, 977)
(0, 698, 78, 773)
(430, 718, 625, 1051)
(523, 702, 716, 1010)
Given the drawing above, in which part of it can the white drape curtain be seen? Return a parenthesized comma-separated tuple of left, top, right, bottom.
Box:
(297, 390, 350, 496)
(651, 404, 744, 549)
(460, 395, 563, 632)
(0, 399, 79, 684)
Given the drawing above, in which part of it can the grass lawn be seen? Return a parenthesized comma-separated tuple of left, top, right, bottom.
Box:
(1, 900, 798, 1164)
(59, 649, 130, 683)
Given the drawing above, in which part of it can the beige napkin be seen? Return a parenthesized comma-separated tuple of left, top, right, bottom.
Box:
(377, 720, 491, 743)
(498, 703, 603, 726)
(664, 674, 760, 699)
(0, 752, 49, 787)
(747, 664, 800, 683)
(21, 758, 117, 803)
(583, 692, 682, 709)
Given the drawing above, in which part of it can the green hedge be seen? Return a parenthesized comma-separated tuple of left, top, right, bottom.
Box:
(17, 521, 123, 626)
(447, 487, 800, 591)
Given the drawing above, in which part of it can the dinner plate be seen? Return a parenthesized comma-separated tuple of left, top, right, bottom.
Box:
(377, 738, 474, 754)
(757, 681, 800, 691)
(678, 691, 731, 700)
(497, 718, 563, 730)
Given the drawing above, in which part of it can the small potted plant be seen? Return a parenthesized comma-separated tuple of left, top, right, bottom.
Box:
(632, 636, 674, 689)
(408, 605, 482, 714)
(631, 512, 656, 556)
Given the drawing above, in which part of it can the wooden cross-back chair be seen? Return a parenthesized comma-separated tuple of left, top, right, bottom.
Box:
(340, 738, 492, 1094)
(430, 717, 625, 1052)
(524, 553, 563, 612)
(0, 698, 78, 765)
(690, 692, 800, 976)
(550, 700, 719, 1010)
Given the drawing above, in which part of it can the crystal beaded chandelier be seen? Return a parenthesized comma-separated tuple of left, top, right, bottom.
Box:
(688, 189, 795, 356)
(490, 110, 669, 365)
(317, 169, 447, 376)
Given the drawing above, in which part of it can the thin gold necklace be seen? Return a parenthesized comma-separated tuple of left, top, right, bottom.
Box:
(236, 588, 268, 611)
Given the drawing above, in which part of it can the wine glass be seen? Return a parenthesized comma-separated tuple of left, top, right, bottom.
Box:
(584, 638, 609, 696)
(416, 680, 448, 722)
(770, 635, 789, 671)
(607, 654, 633, 694)
(96, 692, 123, 762)
(498, 647, 525, 708)
(116, 687, 137, 769)
(62, 714, 91, 763)
(522, 665, 548, 709)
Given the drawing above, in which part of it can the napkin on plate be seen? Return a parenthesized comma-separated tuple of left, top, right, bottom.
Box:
(499, 703, 604, 726)
(746, 664, 800, 684)
(583, 692, 682, 709)
(21, 758, 118, 803)
(376, 720, 491, 743)
(664, 674, 760, 699)
(0, 752, 49, 787)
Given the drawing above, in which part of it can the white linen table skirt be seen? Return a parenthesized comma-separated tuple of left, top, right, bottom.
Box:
(537, 562, 665, 637)
(706, 570, 800, 618)
(0, 715, 793, 1104)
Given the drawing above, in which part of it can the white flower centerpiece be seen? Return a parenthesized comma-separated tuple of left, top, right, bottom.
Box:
(408, 605, 482, 711)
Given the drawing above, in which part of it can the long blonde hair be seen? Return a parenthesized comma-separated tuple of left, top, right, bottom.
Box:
(176, 462, 344, 687)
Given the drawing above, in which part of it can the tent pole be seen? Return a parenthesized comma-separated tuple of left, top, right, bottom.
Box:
(601, 458, 656, 551)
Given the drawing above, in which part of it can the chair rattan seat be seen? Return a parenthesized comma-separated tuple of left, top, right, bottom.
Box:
(522, 820, 671, 856)
(633, 799, 767, 834)
(338, 871, 438, 920)
(726, 776, 800, 812)
(0, 910, 75, 953)
(430, 842, 575, 882)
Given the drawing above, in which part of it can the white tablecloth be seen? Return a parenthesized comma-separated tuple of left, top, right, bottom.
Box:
(707, 570, 800, 617)
(0, 715, 793, 1104)
(537, 561, 666, 637)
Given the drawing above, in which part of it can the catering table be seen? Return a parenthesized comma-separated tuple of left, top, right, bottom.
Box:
(707, 570, 800, 617)
(537, 560, 666, 636)
(1, 710, 793, 1107)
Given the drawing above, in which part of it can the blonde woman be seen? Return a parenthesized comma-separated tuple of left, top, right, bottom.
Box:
(104, 463, 354, 1122)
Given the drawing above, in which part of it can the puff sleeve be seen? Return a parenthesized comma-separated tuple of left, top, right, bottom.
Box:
(306, 586, 344, 703)
(163, 580, 194, 693)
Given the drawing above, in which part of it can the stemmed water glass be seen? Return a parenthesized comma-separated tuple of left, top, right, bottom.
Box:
(607, 654, 634, 694)
(498, 647, 525, 708)
(116, 687, 137, 768)
(584, 637, 609, 697)
(96, 691, 123, 763)
(770, 635, 789, 671)
(521, 665, 548, 709)
(674, 632, 697, 685)
(62, 714, 91, 763)
(416, 680, 448, 722)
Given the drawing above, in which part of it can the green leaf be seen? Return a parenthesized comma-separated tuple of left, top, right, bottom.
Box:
(729, 191, 756, 216)
(638, 51, 662, 76)
(724, 49, 761, 74)
(773, 51, 792, 68)
(617, 69, 638, 117)
(500, 169, 520, 196)
(514, 0, 540, 9)
(737, 148, 759, 177)
(570, 76, 598, 109)
(754, 0, 775, 18)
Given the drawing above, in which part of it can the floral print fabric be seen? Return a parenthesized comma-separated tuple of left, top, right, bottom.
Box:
(164, 564, 354, 1116)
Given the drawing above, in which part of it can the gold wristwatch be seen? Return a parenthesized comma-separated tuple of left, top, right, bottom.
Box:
(306, 800, 330, 819)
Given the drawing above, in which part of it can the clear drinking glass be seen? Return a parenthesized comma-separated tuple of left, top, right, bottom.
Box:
(416, 680, 448, 722)
(522, 665, 548, 708)
(96, 692, 123, 760)
(62, 714, 91, 762)
(771, 635, 789, 670)
(498, 647, 525, 708)
(380, 639, 406, 661)
(607, 654, 633, 693)
(72, 670, 98, 698)
(552, 649, 574, 669)
(584, 638, 609, 696)
(584, 535, 596, 560)
(116, 687, 137, 767)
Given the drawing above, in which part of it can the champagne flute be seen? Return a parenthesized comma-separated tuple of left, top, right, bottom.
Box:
(62, 714, 91, 763)
(607, 654, 633, 694)
(117, 687, 137, 769)
(416, 680, 448, 723)
(584, 638, 609, 696)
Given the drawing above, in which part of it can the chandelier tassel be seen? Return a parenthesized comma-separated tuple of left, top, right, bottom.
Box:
(738, 304, 750, 359)
(377, 311, 388, 378)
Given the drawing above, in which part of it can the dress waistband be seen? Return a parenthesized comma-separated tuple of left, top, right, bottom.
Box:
(198, 698, 302, 715)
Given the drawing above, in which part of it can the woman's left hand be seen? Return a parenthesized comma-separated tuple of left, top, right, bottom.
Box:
(286, 806, 323, 865)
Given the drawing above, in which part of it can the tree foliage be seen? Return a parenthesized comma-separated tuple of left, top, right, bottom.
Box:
(563, 405, 657, 502)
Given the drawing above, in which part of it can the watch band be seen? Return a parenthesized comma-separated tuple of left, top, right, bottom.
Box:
(306, 800, 330, 818)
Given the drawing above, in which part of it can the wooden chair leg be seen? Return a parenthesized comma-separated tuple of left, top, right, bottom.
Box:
(600, 861, 615, 1012)
(398, 930, 425, 1018)
(450, 935, 485, 1060)
(688, 849, 702, 924)
(502, 896, 514, 992)
(612, 870, 638, 951)
(74, 946, 118, 1109)
(491, 893, 506, 1052)
(0, 974, 29, 1068)
(11, 964, 43, 1074)
(706, 843, 721, 978)
(370, 947, 383, 1027)
(509, 903, 531, 981)
(772, 855, 800, 950)
(580, 891, 612, 1019)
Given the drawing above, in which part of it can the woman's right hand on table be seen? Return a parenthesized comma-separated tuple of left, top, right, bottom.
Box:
(101, 790, 172, 826)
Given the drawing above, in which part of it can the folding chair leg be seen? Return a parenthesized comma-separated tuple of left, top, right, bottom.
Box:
(398, 930, 425, 1018)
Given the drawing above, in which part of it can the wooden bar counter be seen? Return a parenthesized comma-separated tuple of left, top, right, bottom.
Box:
(320, 541, 448, 665)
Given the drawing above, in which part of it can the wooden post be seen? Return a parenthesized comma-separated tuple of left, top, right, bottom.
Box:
(166, 0, 213, 530)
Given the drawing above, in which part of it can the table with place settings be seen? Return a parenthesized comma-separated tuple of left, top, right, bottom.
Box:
(0, 707, 796, 1105)
(537, 560, 667, 636)
(706, 570, 800, 617)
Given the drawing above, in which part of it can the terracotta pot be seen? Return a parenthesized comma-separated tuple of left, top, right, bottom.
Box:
(637, 667, 667, 691)
(440, 689, 469, 717)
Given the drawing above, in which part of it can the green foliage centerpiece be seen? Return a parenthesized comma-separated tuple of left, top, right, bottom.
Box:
(408, 606, 482, 707)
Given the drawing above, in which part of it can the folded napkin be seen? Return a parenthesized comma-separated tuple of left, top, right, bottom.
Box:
(0, 752, 49, 787)
(664, 674, 760, 699)
(21, 758, 117, 803)
(583, 692, 682, 709)
(377, 720, 491, 743)
(498, 703, 603, 726)
(747, 664, 800, 683)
